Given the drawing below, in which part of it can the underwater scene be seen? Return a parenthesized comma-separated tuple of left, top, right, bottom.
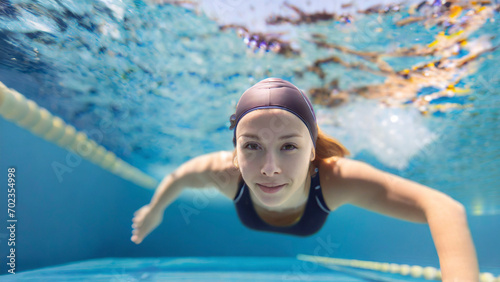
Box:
(0, 0, 499, 281)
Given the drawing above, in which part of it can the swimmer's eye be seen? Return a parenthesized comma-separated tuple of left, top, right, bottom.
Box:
(282, 144, 298, 151)
(243, 143, 260, 150)
(242, 143, 297, 151)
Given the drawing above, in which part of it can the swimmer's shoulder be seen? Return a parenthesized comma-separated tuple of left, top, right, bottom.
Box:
(317, 156, 361, 211)
(204, 150, 241, 200)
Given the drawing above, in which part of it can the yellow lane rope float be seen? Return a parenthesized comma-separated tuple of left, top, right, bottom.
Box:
(297, 254, 500, 281)
(0, 81, 158, 189)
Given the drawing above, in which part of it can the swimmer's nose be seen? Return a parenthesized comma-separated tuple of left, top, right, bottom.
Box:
(261, 152, 281, 176)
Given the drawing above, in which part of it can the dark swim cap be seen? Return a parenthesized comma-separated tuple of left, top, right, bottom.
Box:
(229, 78, 318, 147)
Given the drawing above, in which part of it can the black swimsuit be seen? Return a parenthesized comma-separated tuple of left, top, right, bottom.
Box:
(233, 169, 331, 237)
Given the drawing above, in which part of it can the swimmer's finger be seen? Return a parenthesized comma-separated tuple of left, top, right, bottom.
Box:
(132, 213, 145, 223)
(131, 231, 142, 240)
(134, 208, 143, 215)
(131, 235, 142, 244)
(136, 233, 145, 243)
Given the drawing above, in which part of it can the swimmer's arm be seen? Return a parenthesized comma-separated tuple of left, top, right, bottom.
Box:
(327, 158, 479, 281)
(149, 151, 235, 212)
(132, 151, 235, 244)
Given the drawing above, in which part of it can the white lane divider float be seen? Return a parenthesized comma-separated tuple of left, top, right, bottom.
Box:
(297, 254, 500, 281)
(0, 81, 158, 189)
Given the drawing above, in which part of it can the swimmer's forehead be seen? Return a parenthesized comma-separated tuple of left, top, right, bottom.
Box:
(237, 112, 307, 140)
(238, 108, 303, 124)
(237, 109, 307, 141)
(239, 133, 304, 141)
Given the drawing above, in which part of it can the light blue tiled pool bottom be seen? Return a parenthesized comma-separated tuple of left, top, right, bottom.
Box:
(0, 256, 436, 281)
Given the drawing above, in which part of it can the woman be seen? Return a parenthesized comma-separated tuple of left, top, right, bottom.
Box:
(132, 78, 479, 280)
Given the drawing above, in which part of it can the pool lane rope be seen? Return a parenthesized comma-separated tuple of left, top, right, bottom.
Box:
(0, 81, 158, 189)
(297, 254, 500, 281)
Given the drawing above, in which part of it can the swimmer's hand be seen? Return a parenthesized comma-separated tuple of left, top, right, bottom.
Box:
(131, 204, 163, 244)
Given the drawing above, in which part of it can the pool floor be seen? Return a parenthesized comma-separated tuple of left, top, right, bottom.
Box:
(0, 257, 434, 281)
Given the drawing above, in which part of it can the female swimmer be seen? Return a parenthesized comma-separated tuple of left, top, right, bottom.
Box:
(132, 77, 478, 280)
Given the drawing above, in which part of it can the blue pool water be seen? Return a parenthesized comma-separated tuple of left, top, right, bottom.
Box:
(0, 0, 499, 280)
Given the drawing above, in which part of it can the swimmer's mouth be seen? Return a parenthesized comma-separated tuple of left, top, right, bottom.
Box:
(257, 184, 286, 193)
(259, 183, 285, 187)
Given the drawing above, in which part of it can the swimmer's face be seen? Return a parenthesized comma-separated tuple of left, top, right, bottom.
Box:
(235, 109, 315, 208)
